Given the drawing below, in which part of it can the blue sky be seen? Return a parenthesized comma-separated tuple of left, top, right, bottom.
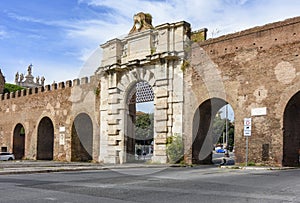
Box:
(1, 0, 300, 84)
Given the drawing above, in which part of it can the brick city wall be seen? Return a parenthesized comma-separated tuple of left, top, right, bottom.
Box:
(184, 16, 300, 166)
(0, 76, 100, 161)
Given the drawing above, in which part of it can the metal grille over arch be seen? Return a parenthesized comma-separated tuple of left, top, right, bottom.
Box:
(128, 81, 154, 104)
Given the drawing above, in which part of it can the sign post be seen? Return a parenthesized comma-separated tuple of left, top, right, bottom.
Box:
(244, 118, 252, 166)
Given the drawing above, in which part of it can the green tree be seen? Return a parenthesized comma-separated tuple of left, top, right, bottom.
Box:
(135, 113, 154, 143)
(4, 83, 24, 93)
(212, 113, 235, 148)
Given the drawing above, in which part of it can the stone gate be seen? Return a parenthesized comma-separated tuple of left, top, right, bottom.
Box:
(1, 13, 300, 167)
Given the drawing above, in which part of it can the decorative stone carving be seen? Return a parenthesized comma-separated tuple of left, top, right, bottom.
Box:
(15, 64, 45, 88)
(129, 12, 154, 34)
(15, 72, 19, 84)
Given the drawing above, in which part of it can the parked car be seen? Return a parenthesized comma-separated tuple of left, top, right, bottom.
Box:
(0, 152, 15, 161)
(216, 148, 227, 153)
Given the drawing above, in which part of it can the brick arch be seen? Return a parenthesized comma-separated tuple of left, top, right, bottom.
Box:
(37, 116, 54, 160)
(122, 79, 155, 163)
(71, 112, 93, 162)
(282, 91, 300, 166)
(191, 97, 231, 164)
(13, 123, 25, 159)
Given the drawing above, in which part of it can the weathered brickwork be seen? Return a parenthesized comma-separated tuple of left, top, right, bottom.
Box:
(0, 70, 5, 94)
(0, 76, 100, 162)
(0, 13, 300, 166)
(184, 16, 300, 166)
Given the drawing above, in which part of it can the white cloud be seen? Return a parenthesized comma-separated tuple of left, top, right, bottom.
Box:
(3, 0, 300, 83)
(77, 0, 300, 38)
(0, 30, 7, 39)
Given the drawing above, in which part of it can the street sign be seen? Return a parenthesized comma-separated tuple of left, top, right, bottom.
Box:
(244, 130, 251, 136)
(244, 118, 252, 126)
(244, 118, 251, 136)
(244, 118, 252, 166)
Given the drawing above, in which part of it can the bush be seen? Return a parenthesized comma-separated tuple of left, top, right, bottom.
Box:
(167, 135, 183, 164)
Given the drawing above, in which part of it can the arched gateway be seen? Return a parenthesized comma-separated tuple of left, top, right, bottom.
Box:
(1, 13, 300, 167)
(97, 13, 191, 164)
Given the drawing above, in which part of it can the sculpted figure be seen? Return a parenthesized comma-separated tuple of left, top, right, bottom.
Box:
(15, 72, 19, 83)
(20, 73, 24, 82)
(41, 76, 45, 86)
(27, 64, 32, 75)
(129, 12, 154, 34)
(36, 76, 40, 84)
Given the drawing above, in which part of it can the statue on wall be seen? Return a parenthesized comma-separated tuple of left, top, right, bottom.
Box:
(27, 64, 32, 76)
(16, 64, 45, 87)
(41, 76, 45, 86)
(15, 72, 19, 84)
(20, 73, 24, 82)
(129, 12, 154, 34)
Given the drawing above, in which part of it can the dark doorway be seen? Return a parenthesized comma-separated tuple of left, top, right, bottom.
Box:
(192, 98, 234, 164)
(37, 117, 54, 160)
(71, 113, 93, 162)
(283, 91, 300, 166)
(13, 124, 25, 159)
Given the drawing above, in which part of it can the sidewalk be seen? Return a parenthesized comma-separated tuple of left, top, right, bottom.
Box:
(0, 160, 173, 175)
(0, 160, 295, 175)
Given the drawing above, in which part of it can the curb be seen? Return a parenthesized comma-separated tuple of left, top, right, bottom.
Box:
(220, 165, 297, 170)
(0, 163, 174, 175)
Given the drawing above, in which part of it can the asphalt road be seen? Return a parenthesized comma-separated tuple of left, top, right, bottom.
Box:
(0, 166, 299, 203)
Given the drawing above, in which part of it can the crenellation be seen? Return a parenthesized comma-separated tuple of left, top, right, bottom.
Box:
(34, 87, 38, 94)
(51, 83, 57, 90)
(38, 86, 44, 93)
(10, 92, 15, 99)
(21, 89, 26, 96)
(16, 90, 21, 97)
(89, 75, 96, 84)
(58, 82, 65, 89)
(81, 77, 88, 85)
(45, 85, 51, 91)
(27, 88, 32, 95)
(66, 80, 72, 87)
(73, 78, 80, 86)
(4, 92, 9, 100)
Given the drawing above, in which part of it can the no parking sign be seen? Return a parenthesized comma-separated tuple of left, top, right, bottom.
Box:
(244, 118, 251, 136)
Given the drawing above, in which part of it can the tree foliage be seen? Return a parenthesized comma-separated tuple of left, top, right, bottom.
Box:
(212, 113, 235, 148)
(4, 83, 24, 93)
(135, 113, 154, 143)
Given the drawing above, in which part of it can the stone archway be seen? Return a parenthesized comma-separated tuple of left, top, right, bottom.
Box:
(192, 98, 234, 164)
(37, 117, 54, 160)
(283, 91, 300, 166)
(71, 113, 93, 162)
(125, 81, 154, 162)
(13, 123, 25, 159)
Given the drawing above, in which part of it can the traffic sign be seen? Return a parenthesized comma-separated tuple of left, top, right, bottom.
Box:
(244, 130, 251, 136)
(244, 118, 251, 126)
(244, 118, 252, 136)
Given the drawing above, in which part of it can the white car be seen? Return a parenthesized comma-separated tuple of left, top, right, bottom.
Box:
(0, 152, 15, 161)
